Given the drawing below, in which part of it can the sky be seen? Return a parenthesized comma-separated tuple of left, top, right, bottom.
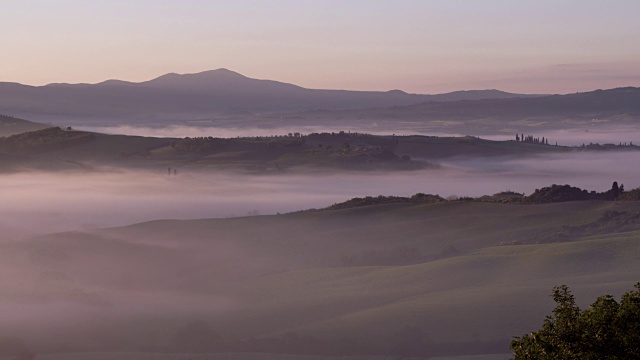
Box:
(1, 0, 639, 94)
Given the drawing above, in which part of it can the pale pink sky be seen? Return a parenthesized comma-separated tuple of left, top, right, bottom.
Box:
(1, 0, 639, 94)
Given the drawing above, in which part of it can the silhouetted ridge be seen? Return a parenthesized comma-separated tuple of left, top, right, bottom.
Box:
(0, 127, 95, 153)
(316, 183, 636, 211)
(323, 194, 445, 210)
(0, 69, 543, 122)
(405, 86, 640, 118)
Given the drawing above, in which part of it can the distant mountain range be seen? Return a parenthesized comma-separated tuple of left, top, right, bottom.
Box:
(1, 69, 638, 129)
(297, 87, 640, 122)
(383, 86, 640, 119)
(0, 69, 537, 123)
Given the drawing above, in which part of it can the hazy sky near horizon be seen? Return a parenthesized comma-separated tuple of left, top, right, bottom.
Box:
(1, 0, 639, 94)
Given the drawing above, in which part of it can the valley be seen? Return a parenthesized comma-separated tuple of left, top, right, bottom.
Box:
(1, 191, 639, 359)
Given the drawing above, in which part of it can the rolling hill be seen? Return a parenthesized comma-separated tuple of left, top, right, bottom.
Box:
(2, 196, 640, 358)
(4, 126, 629, 173)
(0, 114, 49, 137)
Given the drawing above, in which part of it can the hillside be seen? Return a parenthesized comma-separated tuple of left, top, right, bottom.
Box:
(3, 127, 630, 173)
(0, 69, 535, 125)
(2, 197, 640, 358)
(0, 114, 49, 137)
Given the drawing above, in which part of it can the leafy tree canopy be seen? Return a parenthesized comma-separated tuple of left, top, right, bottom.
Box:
(511, 283, 640, 359)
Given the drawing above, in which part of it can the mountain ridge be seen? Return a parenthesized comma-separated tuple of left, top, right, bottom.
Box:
(0, 69, 540, 125)
(6, 69, 528, 95)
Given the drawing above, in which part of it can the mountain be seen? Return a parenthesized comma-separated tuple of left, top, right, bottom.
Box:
(286, 86, 640, 136)
(302, 87, 640, 121)
(396, 86, 640, 119)
(0, 69, 536, 124)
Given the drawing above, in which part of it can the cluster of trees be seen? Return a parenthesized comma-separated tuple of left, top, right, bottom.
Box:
(511, 283, 640, 359)
(516, 133, 550, 145)
(307, 131, 399, 147)
(308, 130, 363, 138)
(321, 193, 445, 211)
(0, 114, 20, 122)
(0, 127, 95, 154)
(522, 182, 625, 204)
(175, 136, 308, 153)
(319, 183, 637, 212)
(580, 142, 636, 149)
(174, 136, 226, 153)
(619, 187, 640, 201)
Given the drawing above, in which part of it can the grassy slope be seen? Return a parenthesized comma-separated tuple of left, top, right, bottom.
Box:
(4, 200, 640, 356)
(226, 231, 640, 342)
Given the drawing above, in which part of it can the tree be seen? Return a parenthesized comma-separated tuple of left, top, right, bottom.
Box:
(612, 181, 620, 199)
(511, 283, 640, 359)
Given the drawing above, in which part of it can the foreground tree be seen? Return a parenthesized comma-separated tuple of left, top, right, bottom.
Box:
(511, 283, 640, 359)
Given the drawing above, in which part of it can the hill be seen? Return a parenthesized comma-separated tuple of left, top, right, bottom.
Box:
(2, 196, 640, 358)
(0, 114, 49, 137)
(0, 69, 536, 125)
(3, 127, 631, 173)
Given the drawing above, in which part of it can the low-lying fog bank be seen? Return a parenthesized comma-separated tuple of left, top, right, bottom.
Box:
(2, 150, 640, 239)
(76, 123, 640, 148)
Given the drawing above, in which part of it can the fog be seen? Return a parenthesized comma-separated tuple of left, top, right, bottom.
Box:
(77, 125, 381, 139)
(77, 123, 640, 148)
(482, 125, 640, 147)
(1, 148, 640, 358)
(2, 150, 639, 240)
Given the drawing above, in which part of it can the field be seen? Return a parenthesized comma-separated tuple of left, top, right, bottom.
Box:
(2, 198, 639, 358)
